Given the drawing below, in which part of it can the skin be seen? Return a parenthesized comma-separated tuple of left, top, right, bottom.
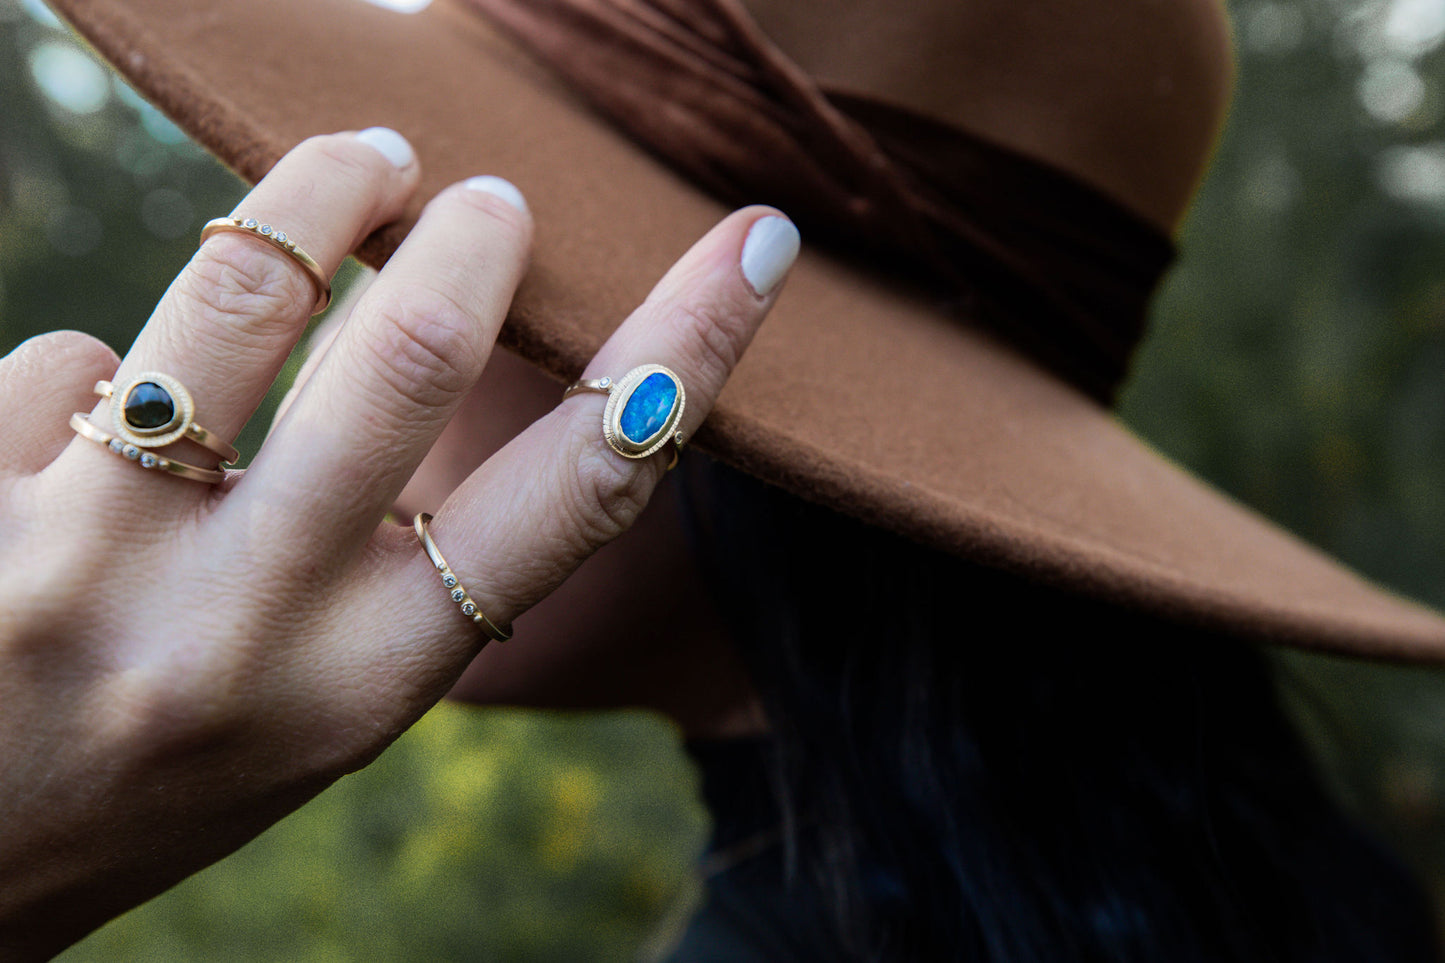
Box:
(0, 130, 794, 959)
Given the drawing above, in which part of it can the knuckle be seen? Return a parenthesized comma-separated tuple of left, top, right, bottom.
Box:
(179, 236, 313, 333)
(425, 187, 533, 282)
(447, 182, 533, 235)
(356, 283, 484, 409)
(296, 133, 392, 193)
(3, 330, 117, 373)
(1, 331, 119, 399)
(667, 297, 747, 388)
(88, 595, 309, 763)
(94, 662, 240, 762)
(559, 415, 657, 548)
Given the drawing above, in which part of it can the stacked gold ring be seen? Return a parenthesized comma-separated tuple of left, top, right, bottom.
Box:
(70, 372, 237, 484)
(199, 216, 332, 314)
(69, 414, 226, 483)
(95, 377, 238, 464)
(413, 513, 513, 643)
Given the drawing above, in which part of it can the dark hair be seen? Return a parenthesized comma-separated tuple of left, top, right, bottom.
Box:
(678, 456, 1439, 962)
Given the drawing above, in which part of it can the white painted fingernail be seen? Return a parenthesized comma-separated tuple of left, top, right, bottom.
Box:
(465, 175, 529, 214)
(354, 127, 416, 169)
(740, 215, 800, 297)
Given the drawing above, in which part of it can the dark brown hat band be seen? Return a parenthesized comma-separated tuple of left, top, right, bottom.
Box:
(462, 0, 1174, 403)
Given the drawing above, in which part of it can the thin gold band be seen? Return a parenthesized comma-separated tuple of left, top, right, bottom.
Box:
(413, 513, 513, 643)
(561, 376, 614, 401)
(70, 413, 226, 484)
(200, 216, 332, 314)
(94, 380, 239, 464)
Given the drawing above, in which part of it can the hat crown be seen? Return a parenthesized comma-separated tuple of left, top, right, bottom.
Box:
(744, 0, 1235, 234)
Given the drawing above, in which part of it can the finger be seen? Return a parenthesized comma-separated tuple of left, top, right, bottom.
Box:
(365, 206, 798, 671)
(391, 347, 555, 518)
(269, 267, 378, 432)
(236, 176, 533, 551)
(0, 332, 120, 476)
(61, 128, 419, 486)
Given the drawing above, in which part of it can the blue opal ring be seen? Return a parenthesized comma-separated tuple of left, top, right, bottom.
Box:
(563, 364, 687, 469)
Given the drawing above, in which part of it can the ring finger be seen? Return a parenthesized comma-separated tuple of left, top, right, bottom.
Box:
(59, 127, 420, 490)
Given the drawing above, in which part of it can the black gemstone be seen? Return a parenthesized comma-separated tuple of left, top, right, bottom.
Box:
(124, 382, 175, 430)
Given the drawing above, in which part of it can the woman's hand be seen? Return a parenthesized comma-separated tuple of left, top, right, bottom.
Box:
(0, 128, 796, 959)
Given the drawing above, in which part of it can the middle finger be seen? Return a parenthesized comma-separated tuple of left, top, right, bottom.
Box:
(237, 176, 534, 549)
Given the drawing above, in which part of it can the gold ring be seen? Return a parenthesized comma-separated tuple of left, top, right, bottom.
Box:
(95, 375, 239, 464)
(563, 364, 686, 470)
(200, 216, 332, 314)
(70, 413, 226, 484)
(413, 513, 513, 643)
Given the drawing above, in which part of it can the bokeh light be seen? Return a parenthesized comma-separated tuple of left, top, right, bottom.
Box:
(28, 40, 108, 114)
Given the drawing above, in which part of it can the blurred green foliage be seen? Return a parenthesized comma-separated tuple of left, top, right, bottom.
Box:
(1116, 0, 1445, 912)
(54, 705, 705, 960)
(57, 709, 706, 961)
(3, 0, 1445, 956)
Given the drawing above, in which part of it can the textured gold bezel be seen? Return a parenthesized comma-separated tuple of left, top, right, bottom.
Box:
(601, 364, 686, 459)
(106, 372, 195, 449)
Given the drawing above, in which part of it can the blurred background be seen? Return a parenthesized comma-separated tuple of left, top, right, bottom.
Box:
(2, 0, 1445, 957)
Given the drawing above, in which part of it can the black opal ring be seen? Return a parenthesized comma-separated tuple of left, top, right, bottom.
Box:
(94, 373, 239, 464)
(200, 216, 332, 314)
(563, 364, 687, 469)
(413, 513, 513, 643)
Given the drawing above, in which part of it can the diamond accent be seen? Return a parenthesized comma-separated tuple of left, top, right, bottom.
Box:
(460, 602, 476, 617)
(259, 224, 273, 236)
(122, 444, 140, 460)
(442, 574, 458, 588)
(274, 232, 288, 244)
(108, 438, 125, 453)
(599, 377, 612, 388)
(139, 453, 159, 468)
(243, 218, 258, 229)
(450, 588, 465, 603)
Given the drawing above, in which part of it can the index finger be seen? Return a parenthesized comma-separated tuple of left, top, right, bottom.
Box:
(350, 206, 798, 676)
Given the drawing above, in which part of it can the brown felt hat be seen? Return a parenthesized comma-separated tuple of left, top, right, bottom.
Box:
(48, 0, 1445, 658)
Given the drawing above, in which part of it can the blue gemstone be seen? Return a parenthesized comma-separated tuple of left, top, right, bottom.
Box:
(619, 372, 678, 445)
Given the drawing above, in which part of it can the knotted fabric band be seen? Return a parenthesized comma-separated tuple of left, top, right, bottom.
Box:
(461, 0, 1175, 403)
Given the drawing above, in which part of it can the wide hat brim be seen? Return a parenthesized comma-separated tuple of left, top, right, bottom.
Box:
(48, 0, 1445, 659)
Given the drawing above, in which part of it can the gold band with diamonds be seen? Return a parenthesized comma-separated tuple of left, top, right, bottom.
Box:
(413, 513, 513, 643)
(94, 378, 239, 464)
(70, 413, 226, 484)
(563, 365, 686, 471)
(200, 216, 332, 314)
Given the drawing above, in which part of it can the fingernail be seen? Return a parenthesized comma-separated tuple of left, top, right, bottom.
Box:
(740, 215, 800, 297)
(354, 127, 416, 169)
(465, 175, 529, 214)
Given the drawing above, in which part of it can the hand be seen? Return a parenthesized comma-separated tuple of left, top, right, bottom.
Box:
(0, 128, 795, 959)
